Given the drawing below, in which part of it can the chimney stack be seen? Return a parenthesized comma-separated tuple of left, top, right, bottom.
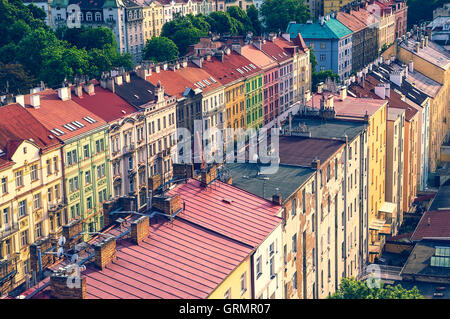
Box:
(200, 165, 217, 186)
(30, 94, 40, 108)
(311, 158, 321, 169)
(131, 215, 150, 245)
(114, 75, 123, 86)
(272, 193, 282, 205)
(58, 87, 71, 101)
(74, 84, 83, 97)
(50, 271, 87, 299)
(317, 82, 324, 93)
(408, 60, 414, 73)
(84, 82, 95, 96)
(15, 95, 25, 107)
(339, 86, 347, 100)
(62, 219, 83, 251)
(152, 194, 182, 217)
(94, 236, 117, 270)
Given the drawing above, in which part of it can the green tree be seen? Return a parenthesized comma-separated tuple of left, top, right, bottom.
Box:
(312, 70, 340, 92)
(143, 37, 179, 63)
(227, 6, 254, 33)
(172, 28, 204, 55)
(329, 278, 423, 299)
(247, 5, 262, 35)
(0, 62, 36, 94)
(207, 11, 239, 35)
(260, 0, 310, 33)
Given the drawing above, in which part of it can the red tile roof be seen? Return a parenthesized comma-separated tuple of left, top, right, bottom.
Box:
(336, 11, 367, 32)
(199, 52, 262, 86)
(278, 136, 345, 168)
(0, 103, 62, 169)
(260, 40, 292, 64)
(71, 85, 139, 123)
(169, 179, 282, 248)
(240, 44, 278, 71)
(24, 89, 107, 141)
(411, 210, 450, 241)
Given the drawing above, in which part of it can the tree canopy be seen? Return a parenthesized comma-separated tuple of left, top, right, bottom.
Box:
(143, 37, 179, 63)
(329, 278, 424, 299)
(260, 0, 311, 33)
(0, 0, 132, 93)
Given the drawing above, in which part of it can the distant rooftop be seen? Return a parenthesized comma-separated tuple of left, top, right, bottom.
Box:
(401, 37, 450, 70)
(286, 17, 353, 40)
(411, 210, 450, 241)
(278, 136, 345, 168)
(429, 183, 450, 212)
(225, 162, 315, 204)
(114, 74, 160, 108)
(282, 116, 367, 142)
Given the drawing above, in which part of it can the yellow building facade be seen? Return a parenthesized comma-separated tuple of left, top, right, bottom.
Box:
(0, 104, 64, 296)
(142, 0, 164, 44)
(208, 256, 252, 299)
(324, 0, 353, 15)
(225, 81, 246, 131)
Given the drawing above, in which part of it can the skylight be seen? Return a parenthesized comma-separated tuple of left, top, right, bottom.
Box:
(209, 77, 217, 83)
(83, 116, 97, 124)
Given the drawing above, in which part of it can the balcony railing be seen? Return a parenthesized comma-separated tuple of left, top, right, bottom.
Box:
(122, 143, 135, 154)
(0, 223, 19, 240)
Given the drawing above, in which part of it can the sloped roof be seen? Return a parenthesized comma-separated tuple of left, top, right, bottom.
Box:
(168, 179, 282, 248)
(287, 18, 352, 40)
(336, 11, 366, 33)
(240, 44, 277, 71)
(411, 210, 450, 241)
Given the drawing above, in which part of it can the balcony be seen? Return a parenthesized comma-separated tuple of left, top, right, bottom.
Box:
(48, 200, 66, 213)
(0, 223, 19, 240)
(0, 255, 18, 285)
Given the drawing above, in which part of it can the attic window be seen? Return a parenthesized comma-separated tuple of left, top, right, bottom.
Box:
(83, 116, 96, 124)
(48, 135, 54, 139)
(250, 64, 256, 69)
(222, 198, 233, 204)
(121, 110, 126, 114)
(71, 121, 84, 129)
(209, 77, 217, 83)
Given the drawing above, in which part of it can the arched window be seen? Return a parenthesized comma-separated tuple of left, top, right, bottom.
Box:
(95, 12, 101, 21)
(86, 12, 92, 21)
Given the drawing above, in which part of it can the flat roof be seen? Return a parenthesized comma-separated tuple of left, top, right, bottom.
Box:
(429, 183, 450, 211)
(225, 162, 315, 204)
(283, 116, 367, 142)
(278, 136, 345, 168)
(401, 239, 450, 279)
(401, 37, 450, 70)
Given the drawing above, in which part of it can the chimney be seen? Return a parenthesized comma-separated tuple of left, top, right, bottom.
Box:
(131, 215, 149, 245)
(114, 75, 123, 86)
(84, 82, 95, 96)
(173, 163, 194, 179)
(30, 94, 40, 108)
(201, 165, 217, 186)
(305, 89, 312, 101)
(206, 54, 211, 61)
(272, 193, 282, 205)
(154, 65, 161, 73)
(15, 95, 25, 107)
(62, 219, 83, 251)
(317, 82, 324, 93)
(181, 59, 188, 68)
(414, 41, 420, 52)
(106, 77, 115, 93)
(424, 36, 429, 47)
(29, 237, 53, 275)
(58, 87, 71, 101)
(152, 193, 182, 216)
(224, 47, 231, 55)
(408, 60, 414, 73)
(232, 45, 242, 55)
(124, 73, 131, 83)
(390, 71, 403, 86)
(148, 174, 162, 192)
(282, 33, 291, 42)
(74, 85, 83, 97)
(311, 158, 321, 169)
(420, 38, 424, 49)
(254, 39, 263, 50)
(94, 236, 117, 269)
(192, 57, 203, 68)
(162, 63, 168, 71)
(339, 86, 347, 100)
(374, 85, 386, 99)
(50, 271, 87, 299)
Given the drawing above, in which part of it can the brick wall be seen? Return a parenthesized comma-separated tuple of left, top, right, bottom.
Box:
(29, 237, 53, 274)
(94, 237, 117, 269)
(62, 219, 83, 251)
(131, 215, 150, 245)
(152, 194, 181, 216)
(50, 273, 87, 299)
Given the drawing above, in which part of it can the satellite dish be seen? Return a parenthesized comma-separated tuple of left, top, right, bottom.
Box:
(58, 236, 66, 247)
(57, 247, 64, 258)
(71, 253, 79, 264)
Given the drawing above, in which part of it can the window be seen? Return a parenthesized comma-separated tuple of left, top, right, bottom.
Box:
(291, 199, 296, 217)
(47, 159, 52, 175)
(269, 255, 275, 278)
(97, 164, 106, 178)
(31, 164, 38, 181)
(55, 184, 60, 199)
(292, 234, 297, 253)
(87, 197, 92, 210)
(15, 170, 23, 187)
(240, 272, 247, 294)
(3, 208, 9, 225)
(20, 230, 29, 247)
(224, 288, 231, 299)
(53, 157, 58, 172)
(256, 256, 262, 277)
(83, 144, 90, 158)
(33, 193, 41, 210)
(85, 170, 91, 184)
(293, 271, 297, 290)
(1, 177, 7, 194)
(35, 222, 42, 239)
(19, 200, 27, 217)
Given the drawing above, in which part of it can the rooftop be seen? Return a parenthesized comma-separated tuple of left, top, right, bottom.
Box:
(307, 92, 386, 118)
(336, 11, 367, 33)
(401, 239, 450, 279)
(225, 162, 315, 204)
(278, 136, 345, 168)
(411, 210, 450, 241)
(168, 178, 282, 248)
(286, 17, 352, 40)
(71, 84, 138, 123)
(0, 103, 62, 168)
(114, 73, 162, 108)
(24, 89, 106, 141)
(283, 116, 367, 142)
(400, 37, 450, 70)
(429, 183, 450, 211)
(240, 44, 278, 71)
(260, 39, 293, 64)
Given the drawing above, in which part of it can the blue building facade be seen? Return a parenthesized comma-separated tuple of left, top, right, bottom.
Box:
(287, 16, 353, 80)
